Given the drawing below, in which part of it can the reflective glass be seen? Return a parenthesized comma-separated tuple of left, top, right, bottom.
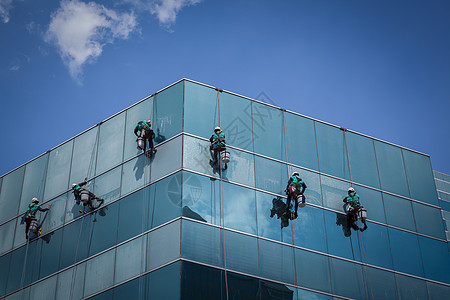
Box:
(29, 275, 57, 300)
(259, 279, 296, 300)
(44, 141, 73, 201)
(41, 192, 67, 235)
(183, 135, 218, 178)
(374, 141, 409, 197)
(87, 201, 118, 256)
(121, 155, 150, 196)
(184, 81, 219, 138)
(84, 249, 115, 297)
(364, 266, 397, 300)
(296, 249, 331, 294)
(396, 273, 428, 300)
(346, 132, 379, 188)
(383, 193, 416, 231)
(418, 236, 450, 283)
(252, 102, 286, 161)
(153, 82, 183, 143)
(222, 182, 257, 235)
(255, 155, 287, 195)
(19, 154, 49, 214)
(123, 97, 153, 161)
(320, 175, 350, 212)
(0, 252, 10, 297)
(285, 112, 318, 171)
(96, 112, 125, 175)
(224, 230, 258, 276)
(293, 205, 327, 253)
(324, 209, 361, 261)
(403, 149, 439, 205)
(297, 288, 331, 299)
(256, 190, 292, 244)
(0, 166, 25, 224)
(12, 217, 26, 249)
(4, 288, 30, 300)
(221, 147, 255, 187)
(148, 172, 181, 229)
(226, 271, 259, 300)
(388, 227, 424, 277)
(147, 220, 180, 270)
(0, 219, 16, 254)
(288, 167, 322, 206)
(150, 135, 182, 182)
(89, 289, 113, 300)
(94, 165, 121, 205)
(258, 239, 295, 284)
(181, 220, 223, 267)
(5, 245, 26, 293)
(352, 185, 385, 223)
(181, 261, 225, 300)
(55, 263, 85, 300)
(29, 229, 62, 281)
(413, 202, 446, 239)
(315, 122, 349, 180)
(117, 188, 149, 243)
(329, 257, 366, 299)
(115, 236, 146, 284)
(182, 171, 221, 226)
(113, 278, 142, 300)
(219, 92, 253, 151)
(428, 282, 450, 300)
(59, 217, 91, 269)
(359, 222, 393, 269)
(146, 261, 180, 299)
(70, 127, 99, 185)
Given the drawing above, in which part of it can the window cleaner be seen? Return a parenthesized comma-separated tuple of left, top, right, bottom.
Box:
(134, 120, 156, 157)
(285, 172, 307, 220)
(343, 187, 368, 232)
(21, 198, 50, 239)
(72, 179, 104, 214)
(209, 126, 229, 170)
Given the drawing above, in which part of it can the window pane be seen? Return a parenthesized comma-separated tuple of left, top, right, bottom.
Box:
(296, 249, 331, 294)
(55, 263, 85, 300)
(256, 190, 292, 244)
(30, 229, 62, 281)
(403, 149, 439, 205)
(396, 273, 428, 300)
(252, 102, 286, 161)
(226, 271, 259, 300)
(181, 220, 223, 267)
(428, 282, 450, 300)
(353, 185, 385, 224)
(258, 239, 295, 285)
(4, 288, 30, 300)
(19, 154, 49, 214)
(329, 257, 366, 299)
(59, 217, 91, 269)
(182, 171, 221, 226)
(374, 141, 409, 197)
(225, 230, 258, 276)
(297, 288, 331, 299)
(29, 275, 56, 300)
(320, 175, 349, 212)
(70, 127, 99, 185)
(183, 135, 217, 178)
(6, 245, 26, 293)
(419, 236, 450, 284)
(121, 155, 150, 196)
(184, 81, 219, 138)
(44, 141, 73, 201)
(359, 222, 393, 269)
(255, 155, 287, 195)
(124, 97, 153, 161)
(0, 166, 25, 224)
(364, 266, 397, 300)
(346, 133, 380, 188)
(0, 219, 16, 254)
(219, 92, 253, 151)
(117, 188, 149, 243)
(285, 112, 318, 171)
(413, 202, 446, 239)
(94, 165, 121, 205)
(287, 167, 322, 207)
(383, 193, 416, 231)
(153, 82, 183, 143)
(147, 220, 180, 271)
(84, 249, 115, 297)
(259, 279, 296, 300)
(41, 192, 67, 234)
(181, 261, 225, 300)
(96, 112, 125, 175)
(115, 236, 146, 284)
(87, 201, 119, 256)
(388, 228, 424, 277)
(222, 147, 255, 187)
(315, 122, 349, 180)
(0, 252, 10, 297)
(146, 261, 180, 299)
(148, 172, 181, 229)
(293, 205, 327, 253)
(223, 182, 257, 235)
(150, 135, 182, 182)
(113, 278, 142, 300)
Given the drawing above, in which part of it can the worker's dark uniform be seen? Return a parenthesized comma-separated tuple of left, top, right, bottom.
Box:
(209, 131, 226, 163)
(134, 121, 154, 153)
(73, 181, 98, 210)
(25, 203, 49, 239)
(285, 175, 307, 216)
(344, 192, 367, 231)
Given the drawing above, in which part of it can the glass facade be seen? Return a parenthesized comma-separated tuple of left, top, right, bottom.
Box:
(0, 79, 449, 299)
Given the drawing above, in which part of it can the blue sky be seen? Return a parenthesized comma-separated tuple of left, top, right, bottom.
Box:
(0, 0, 449, 176)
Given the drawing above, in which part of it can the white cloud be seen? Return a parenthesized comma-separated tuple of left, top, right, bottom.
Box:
(0, 0, 13, 23)
(45, 0, 137, 82)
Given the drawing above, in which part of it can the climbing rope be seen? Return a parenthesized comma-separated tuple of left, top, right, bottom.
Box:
(358, 225, 374, 299)
(69, 214, 86, 300)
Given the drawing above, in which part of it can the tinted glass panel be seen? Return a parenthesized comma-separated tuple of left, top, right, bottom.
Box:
(223, 182, 256, 235)
(346, 132, 379, 188)
(413, 202, 446, 239)
(293, 205, 327, 252)
(70, 127, 99, 185)
(320, 175, 349, 212)
(296, 249, 331, 293)
(403, 149, 438, 205)
(150, 135, 182, 182)
(329, 257, 366, 299)
(255, 155, 287, 195)
(419, 236, 450, 283)
(259, 279, 296, 300)
(227, 271, 259, 300)
(146, 261, 180, 299)
(252, 102, 286, 161)
(0, 219, 16, 254)
(359, 222, 393, 269)
(44, 141, 73, 201)
(181, 261, 225, 300)
(183, 135, 218, 178)
(259, 239, 295, 284)
(121, 155, 150, 196)
(29, 229, 62, 281)
(224, 230, 258, 276)
(285, 112, 318, 171)
(288, 167, 322, 206)
(93, 165, 121, 205)
(383, 193, 416, 231)
(184, 81, 218, 138)
(41, 192, 67, 234)
(353, 185, 385, 223)
(219, 92, 253, 151)
(396, 273, 428, 300)
(221, 147, 255, 187)
(153, 82, 183, 143)
(388, 228, 424, 277)
(117, 188, 149, 243)
(0, 166, 25, 223)
(364, 266, 397, 300)
(147, 220, 180, 271)
(297, 288, 331, 299)
(374, 141, 409, 197)
(55, 263, 85, 300)
(428, 282, 450, 300)
(29, 275, 57, 300)
(96, 112, 125, 175)
(84, 249, 115, 297)
(87, 201, 119, 256)
(5, 245, 26, 293)
(113, 278, 141, 300)
(19, 154, 49, 214)
(0, 252, 10, 297)
(59, 217, 91, 269)
(115, 236, 146, 284)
